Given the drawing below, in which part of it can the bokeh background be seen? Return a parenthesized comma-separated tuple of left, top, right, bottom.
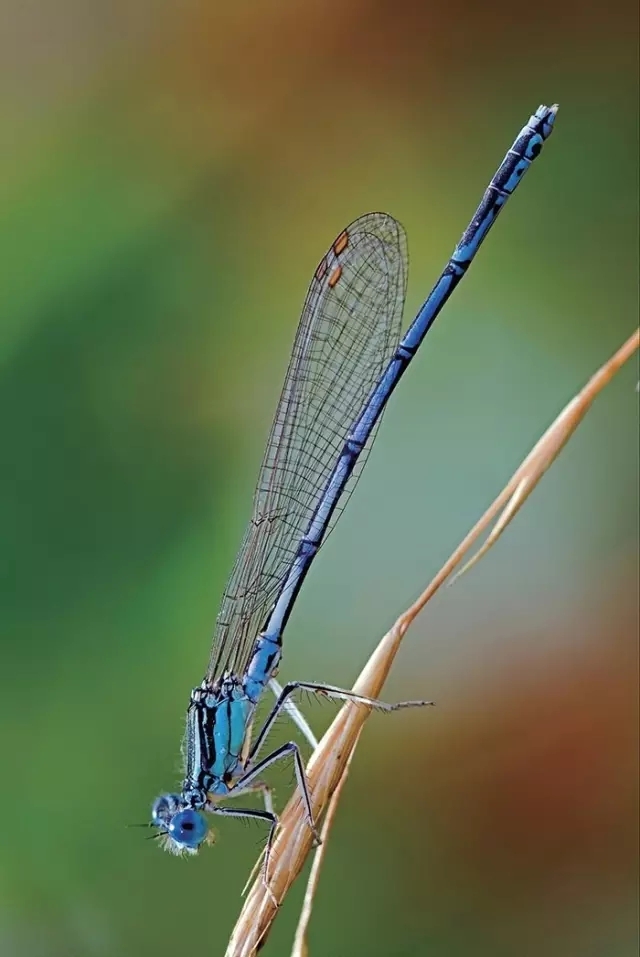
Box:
(1, 1, 638, 955)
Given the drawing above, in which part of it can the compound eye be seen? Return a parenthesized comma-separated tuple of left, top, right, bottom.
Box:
(151, 793, 181, 827)
(168, 808, 208, 849)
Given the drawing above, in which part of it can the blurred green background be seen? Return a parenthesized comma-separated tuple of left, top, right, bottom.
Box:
(1, 1, 638, 955)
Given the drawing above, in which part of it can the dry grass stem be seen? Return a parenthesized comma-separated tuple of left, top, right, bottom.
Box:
(289, 737, 361, 957)
(448, 327, 640, 583)
(224, 327, 639, 957)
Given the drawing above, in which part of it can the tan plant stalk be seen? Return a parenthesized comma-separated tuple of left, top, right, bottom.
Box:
(224, 327, 639, 957)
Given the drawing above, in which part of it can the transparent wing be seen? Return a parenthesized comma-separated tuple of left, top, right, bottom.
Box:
(207, 212, 408, 681)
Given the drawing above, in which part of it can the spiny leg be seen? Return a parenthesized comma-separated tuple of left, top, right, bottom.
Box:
(229, 779, 275, 817)
(269, 677, 319, 750)
(250, 680, 432, 764)
(205, 800, 279, 887)
(235, 740, 322, 847)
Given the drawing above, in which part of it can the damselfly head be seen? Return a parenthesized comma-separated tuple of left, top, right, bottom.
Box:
(151, 793, 210, 855)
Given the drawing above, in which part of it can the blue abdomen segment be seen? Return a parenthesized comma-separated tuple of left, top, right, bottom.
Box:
(396, 105, 556, 362)
(243, 635, 282, 703)
(450, 106, 555, 272)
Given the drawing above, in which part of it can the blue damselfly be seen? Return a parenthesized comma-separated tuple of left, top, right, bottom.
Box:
(151, 104, 558, 869)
